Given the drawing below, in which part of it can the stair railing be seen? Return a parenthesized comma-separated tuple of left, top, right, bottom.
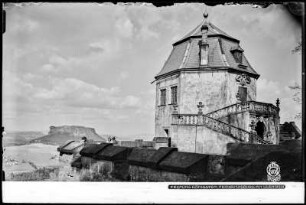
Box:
(172, 113, 272, 144)
(205, 101, 279, 120)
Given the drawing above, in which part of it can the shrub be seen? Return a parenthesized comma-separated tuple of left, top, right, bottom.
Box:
(10, 167, 60, 181)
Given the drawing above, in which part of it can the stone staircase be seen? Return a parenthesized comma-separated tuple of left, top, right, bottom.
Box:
(205, 101, 279, 119)
(172, 101, 276, 144)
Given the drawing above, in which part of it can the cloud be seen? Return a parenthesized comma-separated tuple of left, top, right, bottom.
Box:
(120, 95, 141, 108)
(257, 78, 301, 127)
(115, 17, 134, 38)
(9, 17, 39, 33)
(49, 55, 67, 65)
(256, 78, 282, 102)
(88, 39, 120, 57)
(5, 74, 142, 111)
(42, 64, 56, 73)
(119, 71, 129, 80)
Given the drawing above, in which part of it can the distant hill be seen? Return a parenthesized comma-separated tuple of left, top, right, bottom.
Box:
(3, 131, 45, 147)
(116, 133, 155, 141)
(30, 125, 106, 146)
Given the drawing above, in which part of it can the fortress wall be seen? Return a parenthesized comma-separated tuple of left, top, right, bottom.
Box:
(129, 165, 188, 181)
(172, 125, 236, 155)
(56, 141, 302, 182)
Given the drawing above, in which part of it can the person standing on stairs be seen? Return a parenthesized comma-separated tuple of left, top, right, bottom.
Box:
(255, 116, 266, 139)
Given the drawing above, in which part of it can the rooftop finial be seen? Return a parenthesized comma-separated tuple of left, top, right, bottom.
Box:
(203, 3, 209, 20)
(201, 3, 209, 31)
(203, 11, 208, 19)
(203, 12, 208, 19)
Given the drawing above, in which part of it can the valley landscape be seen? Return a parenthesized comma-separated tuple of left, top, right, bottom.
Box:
(2, 125, 134, 181)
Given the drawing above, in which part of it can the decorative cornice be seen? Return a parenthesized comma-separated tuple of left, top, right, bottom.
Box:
(154, 66, 260, 81)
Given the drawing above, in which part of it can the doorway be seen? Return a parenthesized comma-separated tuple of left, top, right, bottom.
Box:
(164, 128, 171, 147)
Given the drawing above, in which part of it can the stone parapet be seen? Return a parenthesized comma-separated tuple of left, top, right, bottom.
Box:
(79, 143, 112, 158)
(57, 140, 302, 181)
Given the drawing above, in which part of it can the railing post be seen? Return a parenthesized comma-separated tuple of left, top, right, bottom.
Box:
(197, 102, 204, 115)
(173, 104, 178, 114)
(276, 98, 280, 109)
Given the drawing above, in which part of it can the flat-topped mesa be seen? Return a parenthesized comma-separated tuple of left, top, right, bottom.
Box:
(31, 125, 105, 146)
(49, 125, 98, 137)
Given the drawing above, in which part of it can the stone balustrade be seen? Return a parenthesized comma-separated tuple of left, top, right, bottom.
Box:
(206, 101, 279, 119)
(172, 114, 271, 144)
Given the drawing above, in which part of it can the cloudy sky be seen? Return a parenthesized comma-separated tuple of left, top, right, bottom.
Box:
(3, 3, 302, 136)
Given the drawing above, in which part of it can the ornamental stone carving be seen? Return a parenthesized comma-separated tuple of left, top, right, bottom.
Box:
(236, 73, 251, 86)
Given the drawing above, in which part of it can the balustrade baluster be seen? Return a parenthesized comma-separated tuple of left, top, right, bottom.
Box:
(238, 130, 242, 140)
(233, 128, 238, 138)
(208, 118, 212, 127)
(226, 124, 230, 133)
(216, 122, 220, 131)
(207, 118, 211, 127)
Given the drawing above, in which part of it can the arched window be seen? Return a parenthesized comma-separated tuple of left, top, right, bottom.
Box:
(231, 46, 244, 64)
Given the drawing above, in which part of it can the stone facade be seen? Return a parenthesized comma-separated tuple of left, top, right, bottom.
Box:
(155, 70, 262, 154)
(155, 71, 257, 137)
(154, 16, 280, 155)
(179, 71, 256, 114)
(155, 74, 179, 138)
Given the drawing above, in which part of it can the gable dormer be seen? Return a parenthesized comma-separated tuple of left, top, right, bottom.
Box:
(230, 45, 244, 64)
(199, 22, 209, 66)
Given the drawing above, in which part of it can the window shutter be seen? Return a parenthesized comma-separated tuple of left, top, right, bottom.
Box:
(160, 89, 166, 105)
(239, 86, 247, 103)
(171, 86, 177, 105)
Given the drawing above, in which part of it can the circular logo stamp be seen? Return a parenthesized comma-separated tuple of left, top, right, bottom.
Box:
(266, 161, 281, 182)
